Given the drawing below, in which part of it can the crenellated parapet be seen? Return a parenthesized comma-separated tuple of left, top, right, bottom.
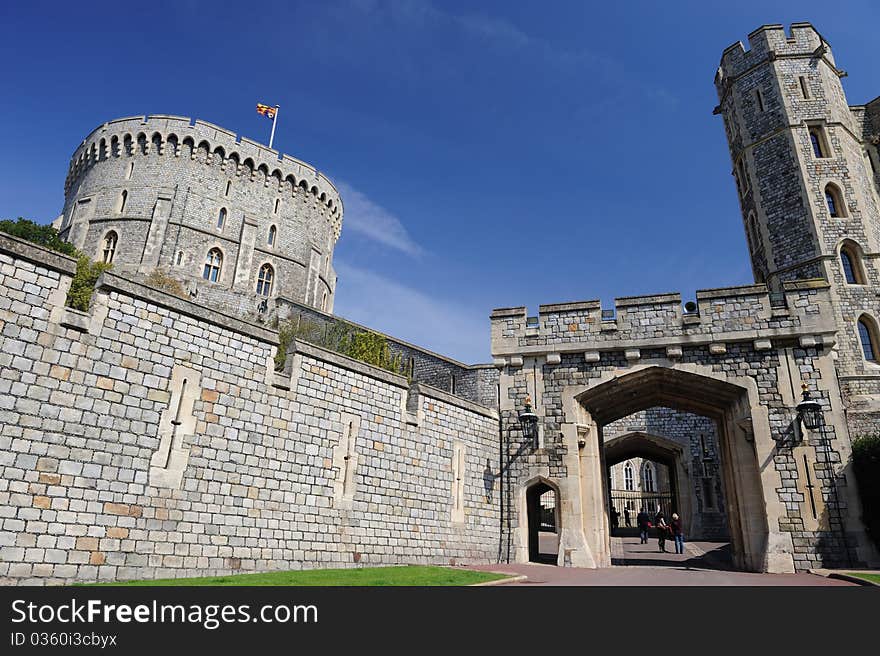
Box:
(64, 115, 342, 236)
(715, 22, 836, 98)
(491, 280, 837, 361)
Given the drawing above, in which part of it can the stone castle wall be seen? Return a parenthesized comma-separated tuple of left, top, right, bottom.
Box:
(0, 233, 500, 585)
(58, 116, 341, 318)
(275, 299, 499, 408)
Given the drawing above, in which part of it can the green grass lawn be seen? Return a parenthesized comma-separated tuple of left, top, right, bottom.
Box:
(81, 565, 510, 587)
(846, 572, 880, 584)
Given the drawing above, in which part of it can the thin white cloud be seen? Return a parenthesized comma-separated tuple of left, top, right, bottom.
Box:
(336, 181, 424, 257)
(333, 261, 489, 364)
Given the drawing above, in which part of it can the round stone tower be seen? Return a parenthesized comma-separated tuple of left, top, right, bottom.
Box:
(58, 115, 343, 317)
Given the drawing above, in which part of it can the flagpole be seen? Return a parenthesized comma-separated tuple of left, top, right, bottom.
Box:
(268, 105, 280, 149)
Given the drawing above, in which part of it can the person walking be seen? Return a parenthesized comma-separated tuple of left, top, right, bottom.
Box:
(624, 507, 631, 528)
(636, 507, 650, 544)
(655, 508, 668, 553)
(671, 513, 684, 555)
(610, 506, 620, 532)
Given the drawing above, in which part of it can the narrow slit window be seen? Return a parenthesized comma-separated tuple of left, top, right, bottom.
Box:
(217, 207, 227, 230)
(118, 190, 128, 213)
(126, 162, 134, 180)
(273, 198, 280, 214)
(809, 126, 830, 159)
(225, 180, 231, 197)
(268, 225, 277, 246)
(175, 251, 183, 266)
(755, 88, 764, 112)
(799, 76, 810, 99)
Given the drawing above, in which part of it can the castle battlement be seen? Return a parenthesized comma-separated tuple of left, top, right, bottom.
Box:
(490, 279, 835, 358)
(715, 22, 832, 95)
(65, 115, 342, 235)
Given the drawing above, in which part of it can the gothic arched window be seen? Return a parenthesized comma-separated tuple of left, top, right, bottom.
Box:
(256, 263, 274, 296)
(203, 248, 222, 282)
(858, 315, 879, 362)
(217, 207, 227, 230)
(642, 463, 655, 493)
(624, 463, 634, 491)
(840, 245, 865, 285)
(268, 225, 277, 247)
(101, 231, 117, 264)
(825, 184, 845, 218)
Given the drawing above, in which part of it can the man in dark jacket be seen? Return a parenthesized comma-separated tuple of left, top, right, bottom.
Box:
(636, 508, 650, 544)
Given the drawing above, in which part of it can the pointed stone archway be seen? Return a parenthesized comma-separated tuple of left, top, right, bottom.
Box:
(525, 478, 561, 564)
(604, 431, 691, 536)
(567, 365, 775, 572)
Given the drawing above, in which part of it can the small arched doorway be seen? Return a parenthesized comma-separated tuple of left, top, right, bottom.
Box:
(526, 480, 560, 564)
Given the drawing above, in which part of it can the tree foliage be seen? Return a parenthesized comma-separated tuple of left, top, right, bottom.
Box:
(0, 217, 78, 257)
(852, 435, 880, 551)
(0, 217, 112, 311)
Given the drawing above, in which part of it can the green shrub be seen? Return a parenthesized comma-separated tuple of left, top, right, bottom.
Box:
(852, 435, 880, 551)
(66, 256, 112, 311)
(274, 315, 408, 378)
(145, 269, 187, 298)
(0, 217, 78, 257)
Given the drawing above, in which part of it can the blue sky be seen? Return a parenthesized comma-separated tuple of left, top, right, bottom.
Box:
(1, 1, 878, 362)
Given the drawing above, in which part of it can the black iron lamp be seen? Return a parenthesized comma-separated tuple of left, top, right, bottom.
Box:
(518, 396, 539, 449)
(796, 383, 824, 431)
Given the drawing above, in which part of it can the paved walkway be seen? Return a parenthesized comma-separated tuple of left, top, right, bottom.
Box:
(474, 536, 853, 586)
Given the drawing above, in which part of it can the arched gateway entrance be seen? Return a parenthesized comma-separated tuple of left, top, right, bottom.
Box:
(511, 364, 792, 572)
(578, 367, 766, 571)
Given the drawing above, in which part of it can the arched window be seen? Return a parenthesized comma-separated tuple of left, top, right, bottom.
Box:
(321, 291, 328, 311)
(825, 184, 845, 218)
(118, 190, 128, 213)
(203, 248, 222, 282)
(840, 245, 865, 285)
(217, 207, 227, 230)
(642, 463, 655, 493)
(268, 225, 277, 247)
(256, 264, 274, 296)
(858, 315, 879, 362)
(624, 463, 634, 491)
(101, 231, 118, 264)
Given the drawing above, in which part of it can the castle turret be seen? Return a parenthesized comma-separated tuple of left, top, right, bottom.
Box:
(715, 23, 880, 431)
(59, 115, 343, 318)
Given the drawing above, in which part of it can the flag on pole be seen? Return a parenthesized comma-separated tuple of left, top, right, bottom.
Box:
(256, 103, 277, 119)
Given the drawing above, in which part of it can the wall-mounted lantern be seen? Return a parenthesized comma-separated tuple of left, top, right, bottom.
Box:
(518, 396, 539, 450)
(796, 383, 824, 432)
